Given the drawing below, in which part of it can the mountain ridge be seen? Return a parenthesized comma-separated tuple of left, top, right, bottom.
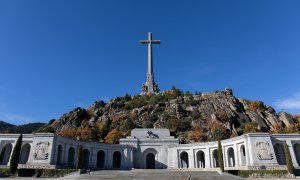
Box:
(38, 87, 300, 143)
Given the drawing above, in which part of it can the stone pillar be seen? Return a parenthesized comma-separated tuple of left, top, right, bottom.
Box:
(234, 143, 239, 167)
(287, 140, 299, 167)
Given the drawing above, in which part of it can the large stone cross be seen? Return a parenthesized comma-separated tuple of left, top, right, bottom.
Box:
(140, 32, 160, 94)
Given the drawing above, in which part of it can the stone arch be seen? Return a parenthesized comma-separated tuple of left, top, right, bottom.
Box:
(83, 149, 90, 169)
(240, 145, 246, 166)
(19, 143, 31, 164)
(0, 143, 13, 165)
(227, 147, 235, 167)
(143, 148, 158, 169)
(293, 143, 300, 165)
(67, 147, 75, 168)
(113, 151, 121, 168)
(97, 150, 105, 168)
(180, 151, 189, 168)
(196, 150, 205, 168)
(212, 149, 219, 168)
(274, 143, 285, 165)
(146, 153, 155, 169)
(57, 144, 63, 165)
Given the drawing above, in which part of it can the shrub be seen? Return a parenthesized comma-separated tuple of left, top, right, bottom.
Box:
(237, 170, 288, 178)
(120, 118, 135, 133)
(248, 101, 266, 111)
(187, 124, 204, 142)
(76, 145, 83, 170)
(33, 169, 76, 178)
(165, 116, 179, 132)
(241, 122, 258, 134)
(98, 122, 110, 142)
(59, 128, 77, 139)
(10, 134, 22, 175)
(284, 141, 294, 174)
(0, 168, 10, 177)
(76, 127, 92, 141)
(105, 129, 122, 144)
(208, 121, 229, 141)
(215, 110, 231, 123)
(42, 126, 55, 133)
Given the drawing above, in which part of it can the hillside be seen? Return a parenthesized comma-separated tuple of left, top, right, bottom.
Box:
(0, 122, 45, 134)
(38, 88, 300, 143)
(0, 121, 15, 131)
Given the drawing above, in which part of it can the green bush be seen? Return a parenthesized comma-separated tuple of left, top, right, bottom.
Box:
(34, 169, 76, 178)
(238, 170, 288, 178)
(0, 168, 10, 177)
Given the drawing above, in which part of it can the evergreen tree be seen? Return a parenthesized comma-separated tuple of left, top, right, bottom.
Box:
(218, 139, 224, 172)
(76, 145, 83, 170)
(10, 134, 22, 175)
(284, 141, 294, 174)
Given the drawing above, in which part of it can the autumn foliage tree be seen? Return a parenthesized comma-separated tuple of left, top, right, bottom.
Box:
(58, 128, 77, 139)
(76, 127, 92, 141)
(208, 121, 228, 141)
(105, 129, 122, 144)
(187, 124, 204, 142)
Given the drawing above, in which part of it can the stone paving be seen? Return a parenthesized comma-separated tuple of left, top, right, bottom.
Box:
(60, 169, 241, 180)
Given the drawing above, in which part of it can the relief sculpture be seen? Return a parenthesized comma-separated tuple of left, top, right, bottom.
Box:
(34, 142, 50, 160)
(256, 142, 273, 160)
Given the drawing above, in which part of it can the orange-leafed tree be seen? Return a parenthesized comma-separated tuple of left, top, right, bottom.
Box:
(105, 129, 122, 144)
(76, 127, 92, 141)
(59, 128, 78, 139)
(187, 124, 204, 142)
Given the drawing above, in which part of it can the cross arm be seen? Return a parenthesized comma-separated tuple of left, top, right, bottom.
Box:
(151, 40, 161, 44)
(140, 40, 149, 44)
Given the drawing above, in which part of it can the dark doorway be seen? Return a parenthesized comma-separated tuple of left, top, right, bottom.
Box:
(180, 152, 189, 168)
(113, 151, 121, 168)
(82, 149, 90, 169)
(19, 143, 31, 164)
(146, 153, 155, 169)
(97, 150, 105, 168)
(0, 143, 12, 165)
(67, 147, 75, 168)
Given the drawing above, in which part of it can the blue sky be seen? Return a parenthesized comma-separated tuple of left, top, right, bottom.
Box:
(0, 0, 300, 125)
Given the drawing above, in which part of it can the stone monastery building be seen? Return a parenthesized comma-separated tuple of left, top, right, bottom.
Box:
(1, 128, 300, 171)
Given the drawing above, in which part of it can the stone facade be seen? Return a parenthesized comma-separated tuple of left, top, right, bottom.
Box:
(0, 129, 300, 171)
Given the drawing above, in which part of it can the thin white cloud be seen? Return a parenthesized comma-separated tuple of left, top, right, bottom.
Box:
(0, 112, 35, 125)
(275, 93, 300, 110)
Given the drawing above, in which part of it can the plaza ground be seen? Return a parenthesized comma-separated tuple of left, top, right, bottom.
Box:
(2, 169, 300, 180)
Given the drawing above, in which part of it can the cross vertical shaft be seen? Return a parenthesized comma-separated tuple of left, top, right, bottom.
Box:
(148, 32, 153, 76)
(140, 32, 161, 94)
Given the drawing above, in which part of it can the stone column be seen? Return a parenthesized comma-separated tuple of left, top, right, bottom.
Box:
(287, 140, 299, 167)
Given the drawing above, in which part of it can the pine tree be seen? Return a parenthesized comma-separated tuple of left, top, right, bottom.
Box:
(218, 139, 224, 172)
(76, 145, 83, 170)
(10, 134, 22, 175)
(284, 141, 294, 174)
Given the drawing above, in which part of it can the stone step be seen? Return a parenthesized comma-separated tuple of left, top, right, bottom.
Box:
(62, 169, 241, 180)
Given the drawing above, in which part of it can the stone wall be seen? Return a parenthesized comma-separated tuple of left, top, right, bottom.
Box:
(0, 130, 300, 171)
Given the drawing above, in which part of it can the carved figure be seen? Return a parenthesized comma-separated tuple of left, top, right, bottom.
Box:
(146, 131, 159, 139)
(34, 142, 50, 160)
(256, 142, 273, 160)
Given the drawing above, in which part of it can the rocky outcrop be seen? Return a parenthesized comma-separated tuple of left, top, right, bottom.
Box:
(39, 88, 295, 139)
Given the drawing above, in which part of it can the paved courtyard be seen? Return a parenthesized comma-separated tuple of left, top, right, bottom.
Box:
(57, 169, 241, 180)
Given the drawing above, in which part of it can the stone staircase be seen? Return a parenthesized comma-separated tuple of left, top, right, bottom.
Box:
(62, 169, 241, 180)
